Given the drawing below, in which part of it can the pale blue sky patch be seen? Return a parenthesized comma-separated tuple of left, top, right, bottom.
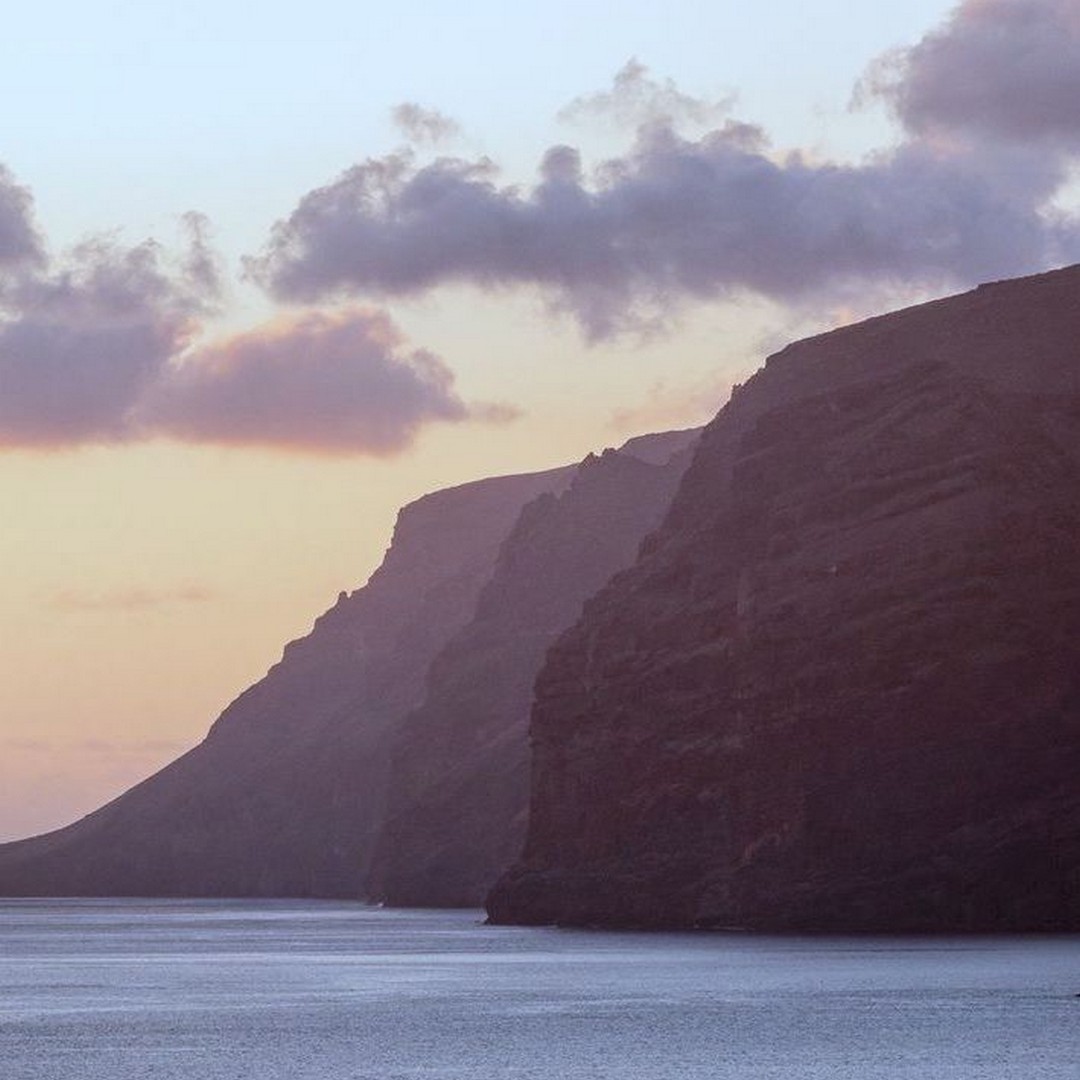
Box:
(3, 1, 954, 260)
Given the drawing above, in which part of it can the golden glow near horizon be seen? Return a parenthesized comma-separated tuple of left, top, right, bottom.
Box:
(0, 290, 778, 840)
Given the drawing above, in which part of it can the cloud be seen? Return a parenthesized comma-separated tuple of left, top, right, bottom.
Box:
(391, 103, 463, 146)
(559, 58, 734, 130)
(141, 307, 518, 454)
(860, 0, 1080, 148)
(0, 165, 43, 274)
(75, 738, 188, 756)
(0, 735, 185, 756)
(0, 220, 220, 448)
(250, 117, 1080, 341)
(48, 584, 218, 612)
(177, 211, 225, 299)
(249, 16, 1080, 341)
(0, 171, 512, 454)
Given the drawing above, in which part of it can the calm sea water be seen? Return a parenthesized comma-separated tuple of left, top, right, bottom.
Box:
(0, 899, 1076, 1079)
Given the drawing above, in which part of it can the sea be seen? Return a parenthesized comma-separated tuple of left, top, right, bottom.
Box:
(0, 899, 1076, 1079)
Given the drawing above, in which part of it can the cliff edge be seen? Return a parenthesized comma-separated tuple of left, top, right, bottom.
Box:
(489, 265, 1080, 931)
(370, 429, 697, 906)
(0, 465, 572, 897)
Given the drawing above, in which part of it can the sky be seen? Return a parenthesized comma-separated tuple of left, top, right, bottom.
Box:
(2, 0, 1079, 839)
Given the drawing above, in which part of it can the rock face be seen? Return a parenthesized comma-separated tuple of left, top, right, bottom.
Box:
(0, 465, 572, 897)
(488, 265, 1080, 932)
(370, 429, 698, 906)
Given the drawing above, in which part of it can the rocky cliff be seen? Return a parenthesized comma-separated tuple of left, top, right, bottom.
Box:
(370, 429, 698, 906)
(488, 265, 1080, 932)
(0, 465, 572, 897)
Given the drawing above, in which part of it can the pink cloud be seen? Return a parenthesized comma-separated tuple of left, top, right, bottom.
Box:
(48, 585, 218, 613)
(141, 307, 518, 455)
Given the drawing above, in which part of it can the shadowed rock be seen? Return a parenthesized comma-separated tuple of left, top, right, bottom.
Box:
(489, 264, 1080, 932)
(370, 429, 698, 906)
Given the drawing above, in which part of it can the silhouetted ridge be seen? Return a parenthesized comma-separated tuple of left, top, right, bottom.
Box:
(369, 429, 698, 905)
(0, 465, 573, 897)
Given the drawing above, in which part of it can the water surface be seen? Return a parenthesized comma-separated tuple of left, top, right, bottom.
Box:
(1, 899, 1076, 1078)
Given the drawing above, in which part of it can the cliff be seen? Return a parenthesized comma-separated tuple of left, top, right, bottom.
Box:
(488, 265, 1080, 932)
(0, 465, 572, 897)
(369, 429, 698, 906)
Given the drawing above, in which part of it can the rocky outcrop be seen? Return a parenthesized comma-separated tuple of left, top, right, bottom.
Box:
(489, 265, 1080, 932)
(370, 429, 698, 906)
(0, 465, 572, 897)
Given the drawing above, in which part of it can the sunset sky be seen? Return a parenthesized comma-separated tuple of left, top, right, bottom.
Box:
(3, 0, 1079, 839)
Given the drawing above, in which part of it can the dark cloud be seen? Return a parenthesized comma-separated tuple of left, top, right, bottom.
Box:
(391, 103, 463, 146)
(49, 585, 218, 612)
(861, 0, 1080, 147)
(250, 118, 1079, 340)
(559, 58, 734, 130)
(0, 226, 217, 448)
(141, 308, 517, 454)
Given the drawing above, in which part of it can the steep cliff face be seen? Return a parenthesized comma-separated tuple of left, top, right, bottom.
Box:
(0, 465, 572, 898)
(489, 265, 1080, 932)
(370, 429, 698, 906)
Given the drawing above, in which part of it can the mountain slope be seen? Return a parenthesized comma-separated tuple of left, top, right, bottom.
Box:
(0, 465, 573, 897)
(489, 265, 1080, 931)
(370, 429, 698, 906)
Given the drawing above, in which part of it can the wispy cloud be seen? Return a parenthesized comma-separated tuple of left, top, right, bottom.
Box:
(47, 584, 218, 613)
(73, 737, 188, 756)
(391, 103, 463, 147)
(558, 58, 734, 130)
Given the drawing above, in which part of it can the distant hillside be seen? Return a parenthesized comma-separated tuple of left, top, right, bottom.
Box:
(370, 429, 698, 905)
(0, 464, 573, 897)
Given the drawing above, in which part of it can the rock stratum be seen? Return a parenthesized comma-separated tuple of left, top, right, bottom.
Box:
(488, 265, 1080, 932)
